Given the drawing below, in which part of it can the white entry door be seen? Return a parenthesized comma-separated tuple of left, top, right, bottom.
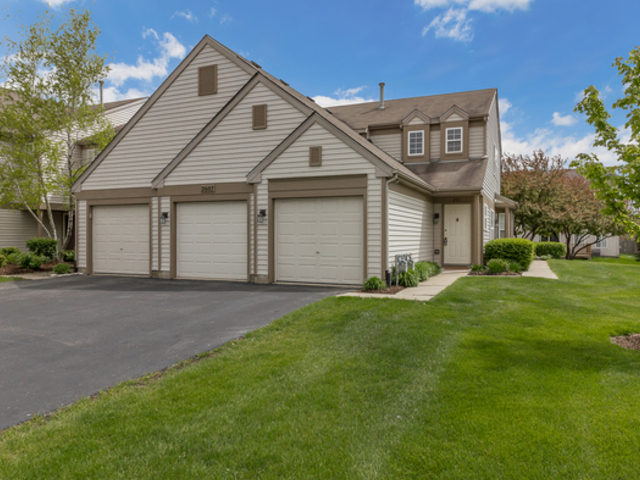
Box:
(444, 204, 471, 265)
(176, 201, 247, 280)
(276, 197, 363, 285)
(93, 204, 149, 275)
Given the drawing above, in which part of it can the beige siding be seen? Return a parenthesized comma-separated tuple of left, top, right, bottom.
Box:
(469, 124, 484, 158)
(371, 133, 401, 160)
(0, 208, 38, 251)
(430, 129, 440, 160)
(257, 122, 383, 279)
(433, 203, 443, 266)
(160, 197, 171, 271)
(78, 201, 87, 268)
(388, 190, 433, 269)
(82, 45, 252, 190)
(483, 203, 495, 247)
(165, 82, 307, 185)
(445, 112, 464, 122)
(249, 192, 255, 275)
(483, 95, 501, 199)
(408, 117, 426, 126)
(151, 197, 159, 271)
(105, 100, 146, 128)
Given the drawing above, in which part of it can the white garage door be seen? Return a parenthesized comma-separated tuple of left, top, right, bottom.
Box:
(93, 204, 149, 275)
(276, 197, 363, 285)
(177, 201, 247, 280)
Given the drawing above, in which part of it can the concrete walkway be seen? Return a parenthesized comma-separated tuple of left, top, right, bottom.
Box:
(339, 269, 468, 302)
(522, 259, 558, 279)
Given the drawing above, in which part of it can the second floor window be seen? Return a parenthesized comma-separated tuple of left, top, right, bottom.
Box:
(408, 131, 424, 156)
(446, 127, 463, 153)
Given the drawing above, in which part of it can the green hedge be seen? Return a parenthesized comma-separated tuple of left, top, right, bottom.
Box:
(484, 238, 535, 271)
(535, 241, 566, 259)
(363, 276, 386, 290)
(26, 237, 58, 260)
(0, 246, 21, 257)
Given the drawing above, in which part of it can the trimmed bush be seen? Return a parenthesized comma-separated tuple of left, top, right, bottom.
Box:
(26, 237, 58, 260)
(6, 252, 21, 264)
(18, 253, 46, 270)
(0, 254, 6, 268)
(0, 246, 21, 257)
(535, 241, 566, 259)
(414, 262, 429, 282)
(53, 263, 71, 275)
(508, 261, 523, 274)
(471, 263, 486, 273)
(487, 258, 509, 275)
(484, 238, 535, 271)
(62, 250, 75, 262)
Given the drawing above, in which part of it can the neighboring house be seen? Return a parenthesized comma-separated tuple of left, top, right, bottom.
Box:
(531, 234, 620, 258)
(0, 97, 147, 251)
(71, 35, 516, 285)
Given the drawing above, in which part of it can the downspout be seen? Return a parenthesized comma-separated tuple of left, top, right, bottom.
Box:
(385, 173, 399, 285)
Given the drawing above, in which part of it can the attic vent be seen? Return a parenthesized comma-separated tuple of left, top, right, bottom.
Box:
(198, 65, 218, 96)
(309, 146, 322, 167)
(252, 104, 268, 130)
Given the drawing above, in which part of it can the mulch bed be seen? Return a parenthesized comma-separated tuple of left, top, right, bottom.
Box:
(358, 285, 405, 295)
(0, 261, 67, 276)
(611, 334, 640, 351)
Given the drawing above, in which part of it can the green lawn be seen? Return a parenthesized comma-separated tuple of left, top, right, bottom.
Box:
(592, 253, 639, 266)
(2, 260, 640, 479)
(0, 276, 22, 283)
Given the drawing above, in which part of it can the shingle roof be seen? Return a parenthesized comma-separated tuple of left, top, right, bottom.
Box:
(405, 159, 488, 192)
(330, 89, 496, 131)
(91, 97, 147, 112)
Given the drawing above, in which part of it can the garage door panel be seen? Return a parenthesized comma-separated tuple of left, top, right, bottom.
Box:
(177, 201, 247, 280)
(93, 205, 149, 275)
(276, 197, 363, 285)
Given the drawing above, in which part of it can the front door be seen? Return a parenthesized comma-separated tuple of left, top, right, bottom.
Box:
(444, 204, 471, 265)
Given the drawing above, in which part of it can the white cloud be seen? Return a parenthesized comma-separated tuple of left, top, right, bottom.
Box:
(220, 15, 232, 24)
(42, 0, 75, 7)
(107, 30, 186, 87)
(209, 8, 217, 17)
(499, 97, 512, 115)
(313, 86, 374, 107)
(173, 10, 198, 23)
(423, 8, 473, 42)
(551, 112, 577, 126)
(415, 0, 533, 12)
(417, 0, 533, 41)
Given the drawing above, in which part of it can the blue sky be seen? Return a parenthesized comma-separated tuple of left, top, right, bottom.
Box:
(1, 0, 638, 164)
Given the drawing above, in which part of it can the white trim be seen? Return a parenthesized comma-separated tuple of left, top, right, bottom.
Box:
(446, 127, 463, 154)
(408, 130, 425, 156)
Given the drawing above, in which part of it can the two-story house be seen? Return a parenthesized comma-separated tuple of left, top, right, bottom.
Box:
(71, 35, 517, 285)
(0, 96, 147, 251)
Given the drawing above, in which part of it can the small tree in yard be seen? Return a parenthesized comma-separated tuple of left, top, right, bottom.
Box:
(550, 175, 625, 259)
(501, 150, 566, 239)
(0, 9, 114, 255)
(573, 47, 640, 239)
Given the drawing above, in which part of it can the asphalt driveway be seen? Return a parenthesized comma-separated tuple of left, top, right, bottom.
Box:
(0, 276, 344, 431)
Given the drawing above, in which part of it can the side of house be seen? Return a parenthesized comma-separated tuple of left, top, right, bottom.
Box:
(0, 97, 146, 251)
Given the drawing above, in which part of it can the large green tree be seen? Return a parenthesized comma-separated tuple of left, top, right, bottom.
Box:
(573, 47, 640, 236)
(0, 8, 113, 253)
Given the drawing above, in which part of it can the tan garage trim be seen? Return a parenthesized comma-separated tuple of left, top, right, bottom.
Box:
(170, 193, 252, 280)
(267, 175, 368, 284)
(85, 198, 153, 275)
(76, 187, 155, 200)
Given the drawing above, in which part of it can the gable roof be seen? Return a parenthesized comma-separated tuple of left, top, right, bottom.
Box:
(330, 89, 496, 131)
(72, 35, 256, 193)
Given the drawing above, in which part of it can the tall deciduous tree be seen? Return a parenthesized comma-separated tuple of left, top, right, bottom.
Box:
(501, 150, 566, 239)
(573, 47, 640, 236)
(0, 8, 113, 254)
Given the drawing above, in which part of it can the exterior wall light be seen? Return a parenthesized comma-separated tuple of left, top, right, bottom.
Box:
(433, 212, 440, 224)
(160, 212, 169, 225)
(257, 209, 266, 224)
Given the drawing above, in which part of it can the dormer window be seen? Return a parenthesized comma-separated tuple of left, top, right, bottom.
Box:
(446, 127, 463, 153)
(408, 131, 424, 156)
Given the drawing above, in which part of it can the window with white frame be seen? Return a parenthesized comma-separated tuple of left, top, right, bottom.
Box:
(490, 210, 495, 240)
(498, 212, 506, 238)
(446, 127, 463, 153)
(595, 237, 608, 248)
(408, 131, 424, 156)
